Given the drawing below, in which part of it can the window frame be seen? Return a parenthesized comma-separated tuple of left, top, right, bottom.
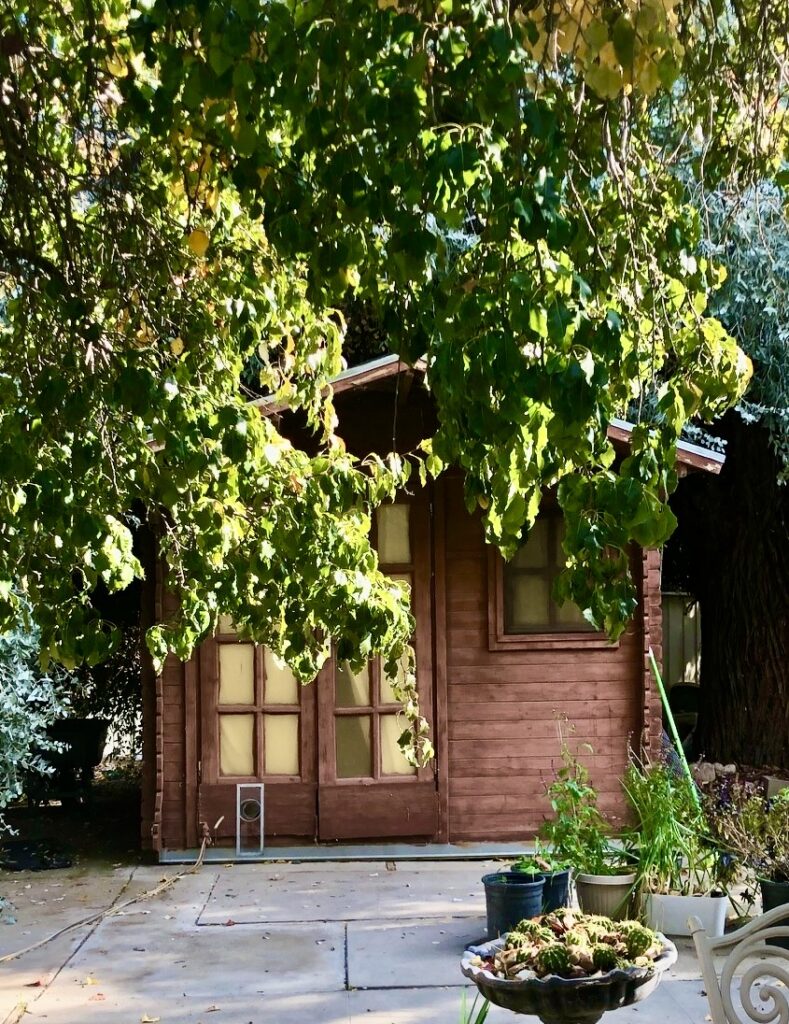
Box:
(329, 500, 419, 783)
(211, 633, 305, 783)
(487, 514, 614, 652)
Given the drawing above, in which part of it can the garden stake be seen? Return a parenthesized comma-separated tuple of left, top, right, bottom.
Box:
(648, 646, 702, 812)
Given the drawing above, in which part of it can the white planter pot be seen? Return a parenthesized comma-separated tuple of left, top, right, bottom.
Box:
(644, 893, 727, 938)
(766, 775, 789, 800)
(575, 872, 636, 920)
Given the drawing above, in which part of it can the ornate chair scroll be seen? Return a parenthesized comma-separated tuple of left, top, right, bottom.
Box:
(689, 904, 789, 1024)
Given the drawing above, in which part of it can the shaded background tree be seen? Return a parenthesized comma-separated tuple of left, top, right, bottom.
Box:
(669, 185, 789, 767)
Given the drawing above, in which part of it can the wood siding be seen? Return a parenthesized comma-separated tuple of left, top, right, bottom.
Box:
(440, 475, 651, 843)
(148, 466, 663, 852)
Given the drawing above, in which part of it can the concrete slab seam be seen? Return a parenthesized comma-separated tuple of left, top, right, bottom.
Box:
(194, 872, 222, 929)
(193, 871, 221, 927)
(7, 866, 139, 1019)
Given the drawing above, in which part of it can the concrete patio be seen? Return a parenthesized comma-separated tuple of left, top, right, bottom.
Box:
(1, 860, 721, 1024)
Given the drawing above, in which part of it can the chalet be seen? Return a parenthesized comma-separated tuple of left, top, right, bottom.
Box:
(139, 355, 724, 859)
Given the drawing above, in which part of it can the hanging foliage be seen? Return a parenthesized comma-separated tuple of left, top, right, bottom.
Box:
(1, 0, 786, 759)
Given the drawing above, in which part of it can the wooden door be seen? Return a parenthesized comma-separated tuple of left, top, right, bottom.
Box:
(197, 623, 317, 844)
(317, 491, 439, 840)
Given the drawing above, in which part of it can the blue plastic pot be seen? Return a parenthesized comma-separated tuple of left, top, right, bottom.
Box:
(482, 872, 545, 938)
(506, 868, 571, 913)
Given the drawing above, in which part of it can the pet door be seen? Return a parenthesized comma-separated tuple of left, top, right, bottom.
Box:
(235, 783, 264, 859)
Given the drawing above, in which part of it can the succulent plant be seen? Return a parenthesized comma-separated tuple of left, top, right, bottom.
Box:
(592, 943, 620, 971)
(535, 943, 572, 977)
(514, 920, 554, 942)
(494, 911, 663, 982)
(621, 922, 655, 958)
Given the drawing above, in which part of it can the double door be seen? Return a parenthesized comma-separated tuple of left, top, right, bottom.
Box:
(196, 492, 437, 844)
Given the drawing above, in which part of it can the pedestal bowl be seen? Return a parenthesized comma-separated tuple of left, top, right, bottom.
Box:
(461, 934, 677, 1024)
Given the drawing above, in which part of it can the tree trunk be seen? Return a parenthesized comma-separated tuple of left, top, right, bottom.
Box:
(669, 414, 789, 769)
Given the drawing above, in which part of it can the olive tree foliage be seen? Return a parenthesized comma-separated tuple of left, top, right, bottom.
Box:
(0, 612, 69, 821)
(0, 0, 784, 759)
(699, 183, 789, 475)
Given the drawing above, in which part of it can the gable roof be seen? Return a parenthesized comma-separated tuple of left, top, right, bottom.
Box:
(254, 354, 725, 474)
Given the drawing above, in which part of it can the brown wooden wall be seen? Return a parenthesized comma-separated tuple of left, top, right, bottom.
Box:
(437, 475, 655, 844)
(140, 556, 193, 853)
(142, 458, 663, 852)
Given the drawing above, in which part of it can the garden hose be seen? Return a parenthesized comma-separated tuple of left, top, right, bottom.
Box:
(0, 822, 217, 966)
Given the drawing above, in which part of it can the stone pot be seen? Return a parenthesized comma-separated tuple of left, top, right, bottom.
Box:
(461, 934, 678, 1023)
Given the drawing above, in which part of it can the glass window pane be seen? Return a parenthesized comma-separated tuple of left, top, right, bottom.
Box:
(336, 715, 372, 778)
(335, 661, 370, 707)
(380, 715, 417, 776)
(264, 649, 298, 705)
(218, 644, 255, 704)
(555, 597, 592, 628)
(380, 652, 410, 705)
(377, 504, 411, 564)
(506, 575, 550, 631)
(217, 614, 237, 635)
(387, 572, 412, 605)
(512, 518, 550, 569)
(219, 714, 254, 776)
(264, 714, 300, 775)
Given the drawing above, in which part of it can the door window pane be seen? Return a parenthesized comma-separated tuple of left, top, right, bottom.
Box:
(380, 652, 410, 705)
(264, 649, 299, 705)
(336, 715, 372, 778)
(264, 714, 300, 775)
(377, 504, 411, 564)
(335, 661, 370, 707)
(380, 715, 416, 776)
(218, 644, 255, 704)
(387, 572, 412, 602)
(219, 714, 254, 776)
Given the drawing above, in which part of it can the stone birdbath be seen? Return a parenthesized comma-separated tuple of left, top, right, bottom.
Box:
(460, 934, 678, 1024)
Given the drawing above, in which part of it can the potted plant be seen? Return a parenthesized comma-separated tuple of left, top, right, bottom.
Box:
(539, 742, 636, 920)
(482, 870, 546, 938)
(623, 756, 728, 938)
(510, 848, 572, 912)
(705, 782, 789, 949)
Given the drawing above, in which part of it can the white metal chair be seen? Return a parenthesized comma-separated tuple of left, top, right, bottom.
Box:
(689, 903, 789, 1024)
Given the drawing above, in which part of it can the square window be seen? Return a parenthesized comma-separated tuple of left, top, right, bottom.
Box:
(492, 512, 603, 647)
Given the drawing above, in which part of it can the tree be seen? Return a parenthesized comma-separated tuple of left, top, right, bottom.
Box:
(669, 185, 789, 767)
(0, 0, 785, 758)
(0, 607, 70, 822)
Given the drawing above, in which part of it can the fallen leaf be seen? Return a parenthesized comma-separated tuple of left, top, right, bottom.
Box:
(83, 976, 100, 986)
(223, 918, 235, 927)
(88, 993, 106, 1002)
(141, 1016, 161, 1022)
(206, 1007, 220, 1013)
(24, 980, 44, 988)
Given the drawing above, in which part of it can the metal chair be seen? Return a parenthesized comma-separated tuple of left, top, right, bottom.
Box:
(689, 903, 789, 1024)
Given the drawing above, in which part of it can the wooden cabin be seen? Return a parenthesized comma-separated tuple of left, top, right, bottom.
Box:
(139, 356, 725, 857)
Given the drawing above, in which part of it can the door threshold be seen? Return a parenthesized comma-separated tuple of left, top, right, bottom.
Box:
(159, 841, 531, 864)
